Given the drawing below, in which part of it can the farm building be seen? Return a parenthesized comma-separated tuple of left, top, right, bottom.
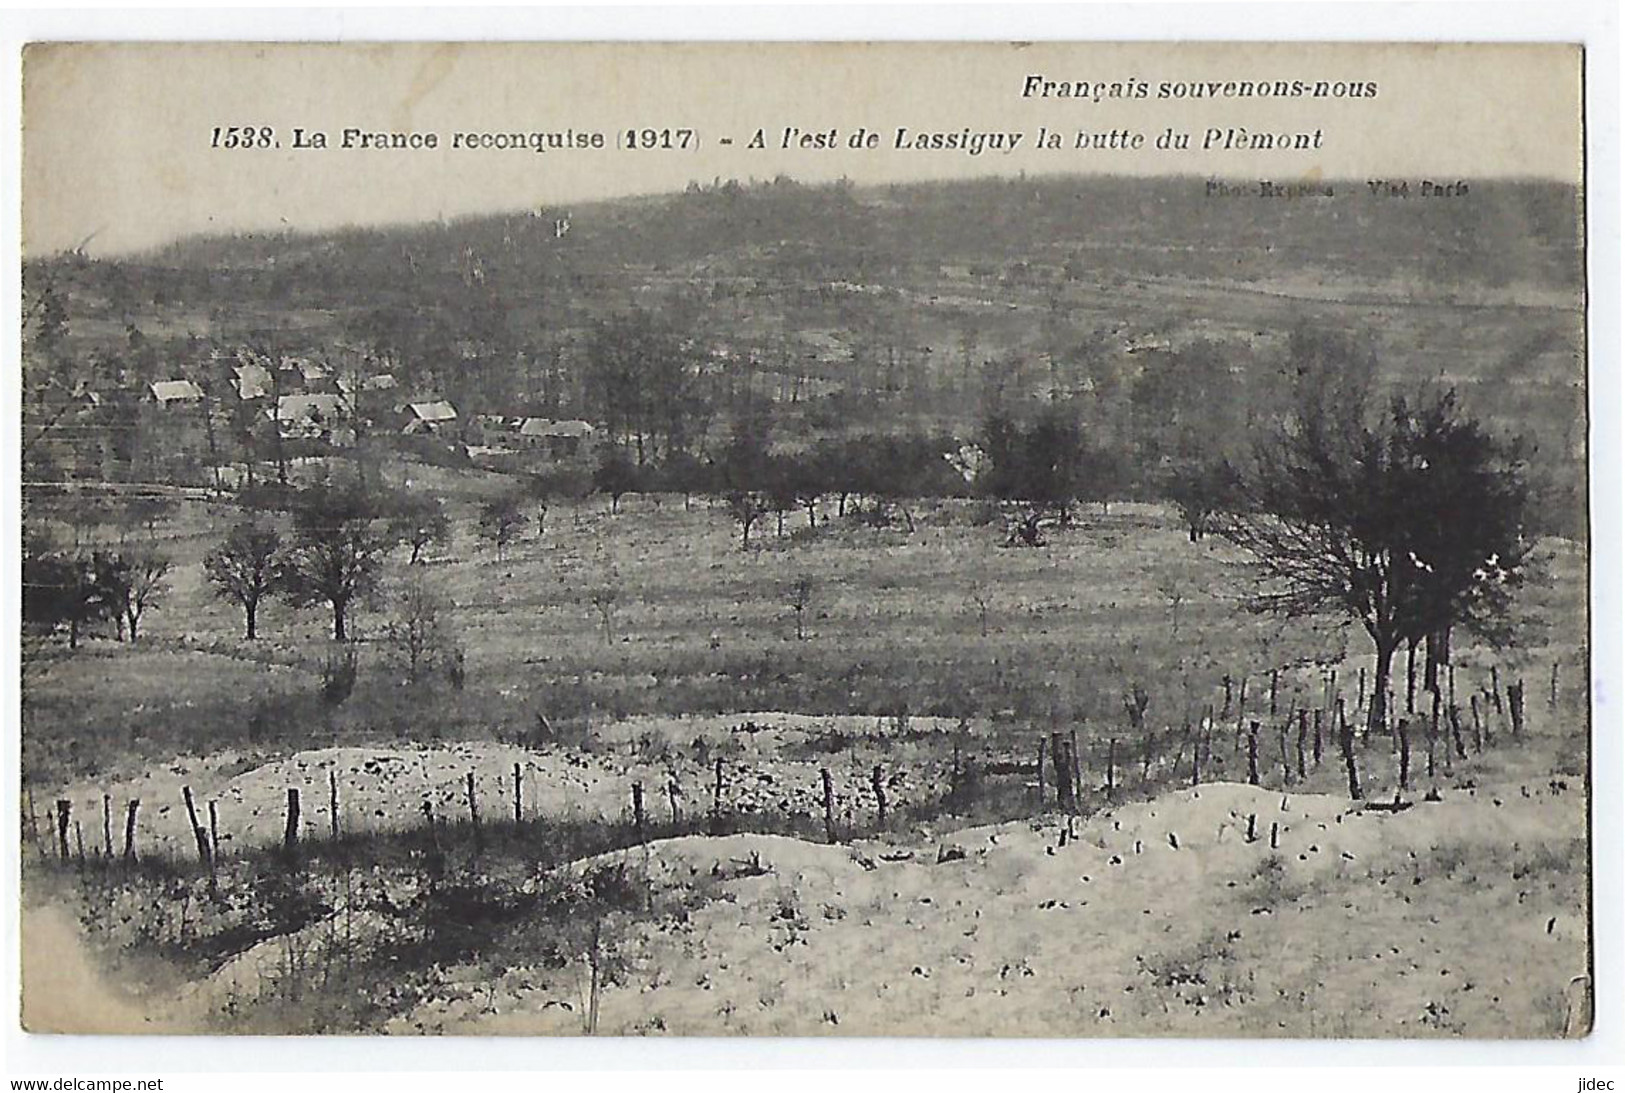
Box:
(148, 379, 205, 407)
(518, 417, 595, 457)
(467, 415, 595, 459)
(232, 361, 272, 400)
(403, 400, 460, 436)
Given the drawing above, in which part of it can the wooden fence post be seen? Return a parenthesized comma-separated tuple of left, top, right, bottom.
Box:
(1295, 710, 1308, 780)
(1397, 718, 1411, 791)
(1235, 677, 1248, 751)
(74, 821, 85, 867)
(1269, 669, 1279, 720)
(1036, 736, 1047, 804)
(55, 800, 70, 860)
(329, 770, 340, 841)
(1425, 705, 1437, 781)
(821, 768, 836, 844)
(1337, 698, 1362, 800)
(1056, 732, 1077, 813)
(633, 782, 646, 844)
(466, 771, 482, 850)
(1246, 721, 1260, 786)
(1312, 709, 1324, 768)
(513, 762, 523, 824)
(1270, 821, 1279, 850)
(183, 786, 210, 867)
(872, 765, 887, 828)
(208, 800, 220, 859)
(1277, 722, 1293, 785)
(713, 757, 724, 819)
(1491, 667, 1503, 713)
(101, 794, 113, 859)
(123, 800, 139, 862)
(1106, 738, 1117, 801)
(23, 788, 43, 857)
(667, 777, 680, 825)
(1070, 727, 1083, 799)
(1509, 681, 1525, 740)
(284, 788, 301, 853)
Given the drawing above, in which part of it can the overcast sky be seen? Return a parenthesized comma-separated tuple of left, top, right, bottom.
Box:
(22, 41, 1582, 258)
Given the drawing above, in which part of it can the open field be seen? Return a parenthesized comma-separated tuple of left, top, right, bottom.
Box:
(20, 477, 1591, 1037)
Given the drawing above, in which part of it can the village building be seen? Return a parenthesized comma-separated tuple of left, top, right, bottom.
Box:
(270, 393, 355, 446)
(402, 400, 460, 436)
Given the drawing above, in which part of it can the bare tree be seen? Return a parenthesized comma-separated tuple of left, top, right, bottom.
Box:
(588, 581, 621, 645)
(478, 493, 526, 561)
(204, 520, 283, 639)
(385, 570, 458, 683)
(786, 573, 816, 640)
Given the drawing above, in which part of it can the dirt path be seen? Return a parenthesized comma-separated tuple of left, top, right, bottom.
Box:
(20, 903, 174, 1034)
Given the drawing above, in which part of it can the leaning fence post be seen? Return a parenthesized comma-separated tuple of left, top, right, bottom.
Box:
(1491, 667, 1503, 713)
(74, 820, 86, 868)
(1277, 721, 1293, 785)
(183, 786, 210, 867)
(123, 799, 140, 862)
(1337, 698, 1362, 800)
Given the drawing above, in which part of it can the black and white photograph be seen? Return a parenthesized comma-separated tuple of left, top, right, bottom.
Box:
(12, 37, 1601, 1047)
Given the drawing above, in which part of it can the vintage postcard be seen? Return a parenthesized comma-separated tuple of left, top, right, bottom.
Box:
(18, 41, 1588, 1038)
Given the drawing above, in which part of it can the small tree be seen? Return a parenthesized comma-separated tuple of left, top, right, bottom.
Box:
(96, 548, 170, 642)
(478, 494, 526, 561)
(786, 573, 816, 640)
(389, 493, 451, 565)
(281, 484, 395, 641)
(588, 581, 621, 645)
(593, 446, 638, 514)
(385, 570, 457, 683)
(204, 520, 283, 639)
(1167, 458, 1239, 542)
